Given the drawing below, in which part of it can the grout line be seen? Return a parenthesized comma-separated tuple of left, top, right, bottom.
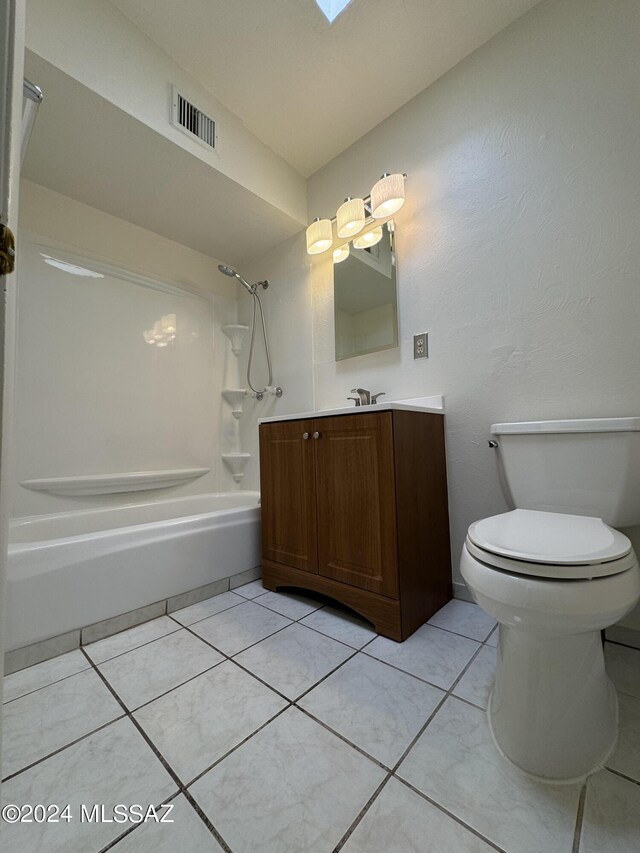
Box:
(358, 648, 460, 694)
(423, 620, 497, 645)
(604, 766, 640, 788)
(1, 711, 127, 784)
(168, 596, 246, 628)
(295, 705, 390, 771)
(97, 789, 183, 853)
(2, 662, 94, 706)
(83, 622, 182, 667)
(604, 638, 640, 653)
(81, 648, 235, 851)
(571, 781, 588, 853)
(332, 774, 394, 853)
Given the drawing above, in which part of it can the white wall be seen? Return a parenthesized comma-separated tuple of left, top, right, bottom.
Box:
(15, 181, 245, 518)
(241, 0, 640, 595)
(25, 0, 306, 225)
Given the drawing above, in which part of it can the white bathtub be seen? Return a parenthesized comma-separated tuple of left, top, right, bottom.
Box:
(6, 492, 261, 651)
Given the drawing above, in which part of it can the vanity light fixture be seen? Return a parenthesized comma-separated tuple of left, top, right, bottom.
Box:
(370, 173, 405, 219)
(305, 172, 406, 261)
(352, 225, 383, 250)
(336, 197, 366, 239)
(306, 217, 333, 254)
(333, 244, 350, 263)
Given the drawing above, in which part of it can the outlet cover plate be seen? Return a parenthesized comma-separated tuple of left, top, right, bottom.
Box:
(414, 332, 428, 359)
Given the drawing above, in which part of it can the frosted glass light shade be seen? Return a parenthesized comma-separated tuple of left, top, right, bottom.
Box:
(337, 197, 365, 238)
(306, 218, 333, 255)
(333, 244, 349, 264)
(371, 173, 405, 219)
(353, 226, 383, 249)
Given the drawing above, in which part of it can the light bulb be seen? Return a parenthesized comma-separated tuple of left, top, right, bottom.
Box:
(333, 244, 349, 264)
(336, 197, 365, 238)
(352, 226, 383, 249)
(370, 173, 405, 219)
(306, 218, 333, 255)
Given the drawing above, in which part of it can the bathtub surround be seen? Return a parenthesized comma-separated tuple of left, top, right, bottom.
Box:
(4, 565, 261, 675)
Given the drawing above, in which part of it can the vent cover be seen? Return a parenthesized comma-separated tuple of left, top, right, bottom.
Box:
(171, 87, 217, 151)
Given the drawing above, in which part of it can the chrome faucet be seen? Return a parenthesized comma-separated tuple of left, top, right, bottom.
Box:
(349, 389, 386, 406)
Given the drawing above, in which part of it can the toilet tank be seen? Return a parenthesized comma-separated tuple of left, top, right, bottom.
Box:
(491, 418, 640, 527)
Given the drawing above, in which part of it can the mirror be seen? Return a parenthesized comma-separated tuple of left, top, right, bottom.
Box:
(334, 222, 398, 361)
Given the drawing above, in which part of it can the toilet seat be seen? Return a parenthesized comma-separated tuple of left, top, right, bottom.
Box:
(467, 509, 633, 579)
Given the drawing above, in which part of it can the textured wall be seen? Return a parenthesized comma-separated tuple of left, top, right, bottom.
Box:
(243, 0, 640, 615)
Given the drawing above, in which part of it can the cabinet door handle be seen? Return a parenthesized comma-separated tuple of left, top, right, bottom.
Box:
(312, 431, 321, 439)
(302, 432, 310, 440)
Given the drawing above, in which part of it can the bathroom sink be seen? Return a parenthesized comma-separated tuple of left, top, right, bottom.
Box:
(258, 395, 444, 424)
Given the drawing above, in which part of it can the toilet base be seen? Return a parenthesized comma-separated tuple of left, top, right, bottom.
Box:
(489, 625, 618, 781)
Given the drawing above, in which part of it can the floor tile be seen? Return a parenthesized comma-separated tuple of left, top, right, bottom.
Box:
(190, 600, 291, 656)
(605, 642, 640, 698)
(300, 653, 444, 767)
(234, 622, 353, 699)
(190, 707, 385, 853)
(256, 589, 323, 620)
(342, 777, 496, 853)
(234, 580, 267, 599)
(398, 696, 581, 853)
(98, 630, 223, 710)
(134, 661, 287, 783)
(608, 692, 640, 783)
(3, 650, 90, 703)
(453, 645, 497, 709)
(2, 668, 123, 779)
(84, 616, 180, 665)
(366, 624, 480, 690)
(110, 795, 223, 852)
(580, 769, 640, 853)
(1, 717, 176, 853)
(428, 600, 496, 642)
(300, 606, 377, 649)
(170, 591, 245, 626)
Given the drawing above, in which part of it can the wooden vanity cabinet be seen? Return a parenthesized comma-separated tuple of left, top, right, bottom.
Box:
(259, 409, 452, 641)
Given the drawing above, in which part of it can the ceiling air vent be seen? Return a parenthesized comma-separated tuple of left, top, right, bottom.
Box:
(171, 87, 217, 152)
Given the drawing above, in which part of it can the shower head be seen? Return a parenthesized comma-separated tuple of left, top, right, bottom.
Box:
(217, 264, 254, 294)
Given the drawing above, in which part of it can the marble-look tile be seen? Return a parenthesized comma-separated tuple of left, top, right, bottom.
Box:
(605, 642, 640, 698)
(98, 630, 223, 710)
(84, 616, 180, 665)
(190, 707, 385, 853)
(234, 622, 353, 700)
(342, 777, 496, 853)
(170, 591, 245, 626)
(134, 661, 287, 783)
(234, 579, 267, 599)
(398, 696, 581, 853)
(1, 717, 176, 853)
(428, 600, 496, 642)
(81, 601, 166, 645)
(190, 601, 291, 656)
(166, 577, 229, 614)
(111, 795, 224, 852)
(3, 649, 90, 703)
(300, 654, 444, 767)
(256, 589, 323, 620)
(608, 692, 640, 783)
(453, 645, 497, 709)
(485, 626, 499, 647)
(366, 625, 480, 690)
(229, 566, 262, 589)
(580, 769, 640, 853)
(2, 668, 123, 778)
(301, 606, 377, 649)
(4, 629, 80, 675)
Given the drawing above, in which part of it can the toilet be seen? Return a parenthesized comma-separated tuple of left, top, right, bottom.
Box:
(461, 417, 640, 782)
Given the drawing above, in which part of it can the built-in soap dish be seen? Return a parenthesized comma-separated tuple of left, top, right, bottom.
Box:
(222, 452, 251, 483)
(222, 325, 249, 356)
(222, 389, 247, 419)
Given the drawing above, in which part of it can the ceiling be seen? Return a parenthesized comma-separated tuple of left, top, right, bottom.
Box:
(23, 52, 302, 267)
(109, 0, 542, 176)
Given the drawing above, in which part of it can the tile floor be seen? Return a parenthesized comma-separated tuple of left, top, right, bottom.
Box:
(2, 585, 639, 853)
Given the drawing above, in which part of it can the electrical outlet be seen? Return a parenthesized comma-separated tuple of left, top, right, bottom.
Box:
(414, 332, 428, 359)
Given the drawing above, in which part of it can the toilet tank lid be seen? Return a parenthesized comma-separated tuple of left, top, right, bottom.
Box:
(491, 417, 640, 435)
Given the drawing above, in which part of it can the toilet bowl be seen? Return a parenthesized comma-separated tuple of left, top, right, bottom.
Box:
(461, 418, 640, 781)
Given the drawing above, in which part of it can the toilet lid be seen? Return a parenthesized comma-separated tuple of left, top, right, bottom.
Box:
(468, 509, 632, 567)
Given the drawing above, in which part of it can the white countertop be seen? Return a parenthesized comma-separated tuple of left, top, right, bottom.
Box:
(258, 395, 444, 424)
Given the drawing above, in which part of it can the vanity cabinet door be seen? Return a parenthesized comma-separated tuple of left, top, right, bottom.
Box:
(259, 419, 318, 574)
(314, 412, 398, 598)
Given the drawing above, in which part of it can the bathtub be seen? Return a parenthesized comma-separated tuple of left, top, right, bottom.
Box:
(6, 492, 261, 651)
